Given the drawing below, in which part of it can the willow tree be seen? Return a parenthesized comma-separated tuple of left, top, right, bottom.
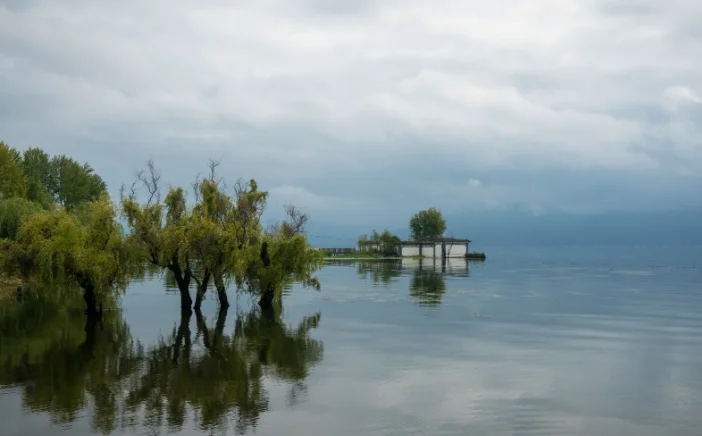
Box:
(121, 162, 196, 313)
(0, 197, 43, 239)
(238, 205, 323, 312)
(123, 160, 320, 313)
(189, 175, 266, 310)
(0, 196, 130, 317)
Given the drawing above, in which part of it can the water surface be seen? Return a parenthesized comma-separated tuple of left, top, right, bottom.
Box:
(2, 245, 701, 435)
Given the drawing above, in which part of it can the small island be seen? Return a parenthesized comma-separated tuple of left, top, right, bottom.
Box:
(320, 208, 486, 261)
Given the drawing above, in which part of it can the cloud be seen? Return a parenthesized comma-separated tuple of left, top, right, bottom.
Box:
(467, 178, 482, 188)
(0, 0, 701, 225)
(662, 86, 702, 110)
(266, 185, 363, 219)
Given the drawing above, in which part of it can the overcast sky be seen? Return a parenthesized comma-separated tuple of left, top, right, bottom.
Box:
(1, 0, 701, 242)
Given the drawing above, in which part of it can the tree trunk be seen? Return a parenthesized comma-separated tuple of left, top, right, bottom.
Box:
(177, 282, 193, 313)
(170, 264, 193, 314)
(214, 275, 229, 309)
(83, 284, 101, 319)
(258, 283, 275, 313)
(194, 270, 210, 311)
(258, 242, 274, 313)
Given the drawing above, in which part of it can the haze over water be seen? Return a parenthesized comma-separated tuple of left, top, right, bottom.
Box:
(2, 245, 701, 436)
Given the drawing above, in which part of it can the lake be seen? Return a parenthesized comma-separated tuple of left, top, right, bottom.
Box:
(2, 245, 702, 436)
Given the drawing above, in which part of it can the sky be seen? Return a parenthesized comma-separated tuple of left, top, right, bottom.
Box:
(1, 0, 701, 246)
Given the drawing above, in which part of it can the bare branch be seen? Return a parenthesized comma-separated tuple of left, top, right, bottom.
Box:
(232, 177, 247, 198)
(129, 175, 139, 198)
(265, 221, 279, 236)
(283, 204, 309, 236)
(207, 158, 227, 191)
(133, 159, 161, 205)
(192, 172, 203, 204)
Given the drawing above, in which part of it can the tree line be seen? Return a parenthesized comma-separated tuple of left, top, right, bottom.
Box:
(0, 141, 322, 318)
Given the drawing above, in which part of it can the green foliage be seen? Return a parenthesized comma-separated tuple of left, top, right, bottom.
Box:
(239, 230, 323, 305)
(379, 229, 401, 255)
(0, 141, 29, 199)
(357, 233, 368, 250)
(121, 180, 192, 292)
(357, 228, 401, 256)
(0, 197, 43, 239)
(409, 207, 447, 241)
(21, 147, 55, 208)
(50, 155, 107, 211)
(236, 202, 322, 307)
(190, 177, 267, 290)
(1, 141, 107, 211)
(122, 160, 320, 311)
(1, 196, 130, 300)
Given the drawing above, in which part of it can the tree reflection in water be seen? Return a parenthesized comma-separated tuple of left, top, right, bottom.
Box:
(409, 268, 447, 306)
(0, 296, 324, 435)
(356, 260, 402, 286)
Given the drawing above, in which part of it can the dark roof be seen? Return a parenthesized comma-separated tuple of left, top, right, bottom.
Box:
(401, 237, 471, 244)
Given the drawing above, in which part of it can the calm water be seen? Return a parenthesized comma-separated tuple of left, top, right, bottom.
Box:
(2, 245, 702, 436)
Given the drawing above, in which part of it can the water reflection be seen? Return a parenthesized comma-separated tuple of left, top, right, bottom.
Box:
(399, 257, 472, 276)
(8, 247, 702, 435)
(355, 260, 402, 286)
(409, 268, 446, 306)
(323, 258, 475, 307)
(0, 298, 141, 433)
(129, 308, 323, 434)
(0, 296, 324, 435)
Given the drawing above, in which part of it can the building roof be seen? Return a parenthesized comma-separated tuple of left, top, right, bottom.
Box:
(359, 237, 472, 245)
(401, 237, 471, 244)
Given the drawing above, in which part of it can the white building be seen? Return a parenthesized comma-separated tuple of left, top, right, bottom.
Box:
(400, 238, 471, 259)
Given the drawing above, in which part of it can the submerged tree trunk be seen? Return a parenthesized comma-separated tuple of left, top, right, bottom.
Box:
(258, 242, 274, 313)
(214, 275, 229, 309)
(170, 264, 193, 314)
(83, 284, 102, 319)
(194, 270, 211, 311)
(258, 283, 275, 314)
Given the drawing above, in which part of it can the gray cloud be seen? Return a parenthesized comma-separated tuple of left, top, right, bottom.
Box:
(1, 0, 701, 228)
